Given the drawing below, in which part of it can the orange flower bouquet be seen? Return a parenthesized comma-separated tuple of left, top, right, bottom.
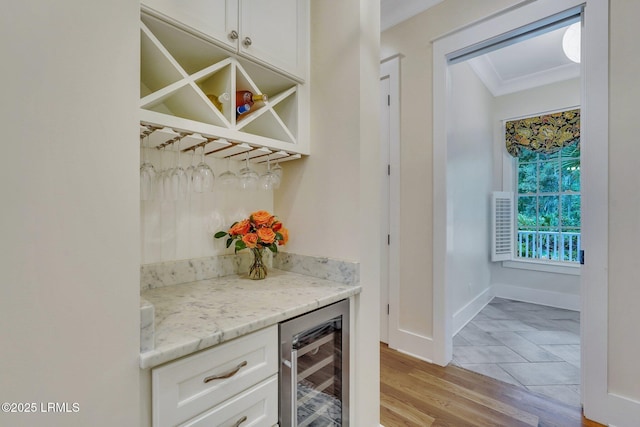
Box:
(214, 210, 289, 279)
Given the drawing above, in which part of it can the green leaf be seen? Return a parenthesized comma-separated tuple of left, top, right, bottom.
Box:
(275, 232, 283, 241)
(268, 243, 277, 253)
(214, 231, 228, 239)
(226, 238, 233, 248)
(235, 240, 246, 253)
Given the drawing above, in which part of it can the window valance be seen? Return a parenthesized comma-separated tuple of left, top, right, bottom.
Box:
(505, 109, 580, 157)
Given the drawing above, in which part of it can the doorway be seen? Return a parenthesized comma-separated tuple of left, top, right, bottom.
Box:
(432, 0, 609, 423)
(446, 16, 583, 406)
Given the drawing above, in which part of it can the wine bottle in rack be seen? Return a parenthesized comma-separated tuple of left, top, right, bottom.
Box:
(237, 103, 251, 115)
(235, 90, 268, 117)
(206, 92, 230, 113)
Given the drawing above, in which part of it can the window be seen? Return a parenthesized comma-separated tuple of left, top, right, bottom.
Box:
(516, 143, 580, 263)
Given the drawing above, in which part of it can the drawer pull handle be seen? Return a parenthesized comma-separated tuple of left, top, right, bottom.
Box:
(203, 360, 248, 383)
(232, 415, 248, 427)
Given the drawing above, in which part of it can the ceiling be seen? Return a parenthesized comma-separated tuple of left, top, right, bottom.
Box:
(380, 0, 443, 32)
(380, 0, 580, 95)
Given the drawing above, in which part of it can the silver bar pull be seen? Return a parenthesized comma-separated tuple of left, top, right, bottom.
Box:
(203, 360, 247, 383)
(232, 415, 248, 427)
(291, 349, 298, 427)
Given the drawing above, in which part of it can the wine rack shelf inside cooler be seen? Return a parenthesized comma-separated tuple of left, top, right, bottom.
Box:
(140, 12, 303, 155)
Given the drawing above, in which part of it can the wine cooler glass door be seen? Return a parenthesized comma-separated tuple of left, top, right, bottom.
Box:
(280, 299, 349, 427)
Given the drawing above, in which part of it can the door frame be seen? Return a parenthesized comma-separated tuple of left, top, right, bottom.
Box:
(380, 55, 401, 347)
(432, 0, 612, 423)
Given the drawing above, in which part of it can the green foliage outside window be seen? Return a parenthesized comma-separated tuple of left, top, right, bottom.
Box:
(516, 142, 581, 262)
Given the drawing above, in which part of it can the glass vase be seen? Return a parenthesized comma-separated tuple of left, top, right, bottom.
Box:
(248, 248, 268, 280)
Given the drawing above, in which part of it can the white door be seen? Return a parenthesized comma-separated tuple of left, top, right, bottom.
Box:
(379, 75, 390, 343)
(380, 57, 400, 347)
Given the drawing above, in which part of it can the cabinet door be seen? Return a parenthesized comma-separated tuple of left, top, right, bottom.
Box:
(142, 0, 239, 50)
(239, 0, 308, 80)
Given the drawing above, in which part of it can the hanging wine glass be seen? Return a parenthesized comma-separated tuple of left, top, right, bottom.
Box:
(140, 132, 156, 201)
(161, 136, 179, 201)
(169, 135, 189, 200)
(259, 156, 280, 190)
(272, 161, 283, 180)
(185, 146, 197, 194)
(217, 156, 238, 190)
(156, 145, 167, 201)
(163, 141, 176, 201)
(238, 151, 259, 190)
(193, 142, 215, 193)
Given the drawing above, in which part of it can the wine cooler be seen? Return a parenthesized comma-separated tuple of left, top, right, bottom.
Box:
(279, 299, 350, 427)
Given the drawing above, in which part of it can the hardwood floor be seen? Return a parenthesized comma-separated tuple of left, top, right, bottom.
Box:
(380, 343, 605, 427)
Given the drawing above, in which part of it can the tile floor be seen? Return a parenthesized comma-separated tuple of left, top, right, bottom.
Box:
(452, 297, 582, 407)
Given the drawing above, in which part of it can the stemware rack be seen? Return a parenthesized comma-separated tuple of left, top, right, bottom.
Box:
(140, 10, 308, 158)
(140, 124, 301, 164)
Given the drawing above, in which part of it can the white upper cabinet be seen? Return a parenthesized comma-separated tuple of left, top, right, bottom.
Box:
(141, 0, 307, 82)
(238, 0, 307, 81)
(140, 0, 238, 50)
(139, 0, 310, 156)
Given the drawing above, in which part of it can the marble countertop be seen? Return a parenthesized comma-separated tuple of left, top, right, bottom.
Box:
(139, 269, 361, 369)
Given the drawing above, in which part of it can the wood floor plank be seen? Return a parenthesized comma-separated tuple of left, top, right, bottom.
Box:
(408, 369, 538, 426)
(382, 364, 536, 427)
(380, 343, 606, 427)
(381, 393, 436, 426)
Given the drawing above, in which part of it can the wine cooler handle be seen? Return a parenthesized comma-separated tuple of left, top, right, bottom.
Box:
(202, 360, 247, 383)
(291, 349, 298, 427)
(231, 415, 248, 427)
(243, 37, 252, 47)
(228, 30, 239, 40)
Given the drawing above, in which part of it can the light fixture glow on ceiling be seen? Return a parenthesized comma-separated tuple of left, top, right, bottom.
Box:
(562, 22, 581, 63)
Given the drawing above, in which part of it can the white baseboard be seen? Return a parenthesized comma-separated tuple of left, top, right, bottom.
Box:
(493, 283, 580, 311)
(389, 328, 434, 363)
(606, 392, 640, 427)
(452, 287, 494, 335)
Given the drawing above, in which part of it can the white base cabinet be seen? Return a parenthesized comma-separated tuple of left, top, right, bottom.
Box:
(151, 326, 278, 427)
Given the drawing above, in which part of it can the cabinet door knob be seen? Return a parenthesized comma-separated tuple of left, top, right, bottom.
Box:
(202, 360, 247, 383)
(228, 30, 239, 40)
(243, 37, 252, 47)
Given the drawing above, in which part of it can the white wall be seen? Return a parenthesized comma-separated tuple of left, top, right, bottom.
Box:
(380, 0, 526, 353)
(490, 78, 581, 307)
(608, 0, 640, 402)
(275, 7, 361, 262)
(0, 2, 140, 426)
(140, 151, 273, 264)
(357, 1, 382, 425)
(275, 1, 381, 425)
(447, 61, 494, 325)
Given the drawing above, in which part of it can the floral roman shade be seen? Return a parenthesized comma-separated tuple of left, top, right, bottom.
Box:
(505, 109, 580, 157)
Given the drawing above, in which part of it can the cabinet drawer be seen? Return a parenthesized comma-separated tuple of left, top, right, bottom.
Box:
(152, 326, 278, 427)
(180, 375, 278, 427)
